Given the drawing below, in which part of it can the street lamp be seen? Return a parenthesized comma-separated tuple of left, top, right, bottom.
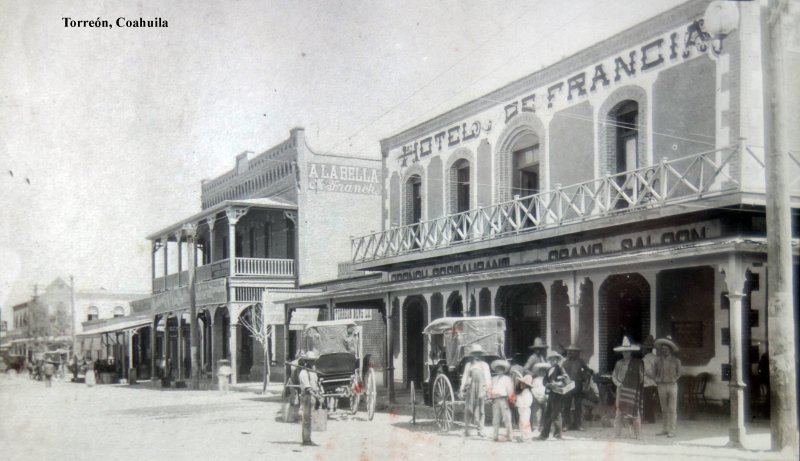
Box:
(703, 1, 740, 54)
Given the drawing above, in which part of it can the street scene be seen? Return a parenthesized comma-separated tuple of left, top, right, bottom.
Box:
(1, 0, 799, 460)
(0, 373, 789, 461)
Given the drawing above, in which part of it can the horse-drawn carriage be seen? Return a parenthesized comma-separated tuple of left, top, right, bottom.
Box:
(285, 319, 377, 420)
(415, 316, 506, 431)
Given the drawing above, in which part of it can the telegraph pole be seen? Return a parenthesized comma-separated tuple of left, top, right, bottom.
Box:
(184, 224, 201, 390)
(764, 0, 798, 453)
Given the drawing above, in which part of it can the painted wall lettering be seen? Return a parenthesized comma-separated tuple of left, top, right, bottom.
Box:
(307, 162, 381, 195)
(398, 120, 488, 164)
(389, 256, 510, 282)
(504, 18, 711, 121)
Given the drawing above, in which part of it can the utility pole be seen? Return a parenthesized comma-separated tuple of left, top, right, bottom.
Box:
(764, 0, 799, 453)
(184, 224, 201, 390)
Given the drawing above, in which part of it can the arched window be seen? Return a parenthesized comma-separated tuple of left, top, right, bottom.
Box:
(513, 136, 540, 198)
(611, 100, 639, 174)
(113, 306, 125, 318)
(450, 159, 471, 214)
(404, 174, 423, 225)
(87, 306, 99, 321)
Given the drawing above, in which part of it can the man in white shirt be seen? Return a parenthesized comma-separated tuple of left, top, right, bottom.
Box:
(459, 345, 492, 437)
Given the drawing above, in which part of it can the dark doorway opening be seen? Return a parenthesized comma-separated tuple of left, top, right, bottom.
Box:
(600, 273, 650, 373)
(405, 299, 426, 388)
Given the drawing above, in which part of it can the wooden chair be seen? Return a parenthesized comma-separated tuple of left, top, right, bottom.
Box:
(681, 372, 710, 419)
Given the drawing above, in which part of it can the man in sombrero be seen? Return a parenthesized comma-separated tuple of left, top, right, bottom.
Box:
(654, 335, 681, 438)
(611, 336, 643, 439)
(459, 345, 492, 437)
(489, 359, 515, 442)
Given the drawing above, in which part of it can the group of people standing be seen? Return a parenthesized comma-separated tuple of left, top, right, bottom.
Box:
(459, 333, 681, 442)
(460, 338, 590, 442)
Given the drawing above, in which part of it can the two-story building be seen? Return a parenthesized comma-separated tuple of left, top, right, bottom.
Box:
(103, 127, 381, 385)
(281, 0, 799, 420)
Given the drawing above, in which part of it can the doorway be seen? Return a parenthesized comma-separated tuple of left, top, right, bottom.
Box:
(599, 273, 650, 373)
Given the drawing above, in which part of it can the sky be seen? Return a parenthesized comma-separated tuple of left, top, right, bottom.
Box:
(0, 0, 687, 318)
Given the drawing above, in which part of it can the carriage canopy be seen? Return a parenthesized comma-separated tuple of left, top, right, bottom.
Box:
(422, 316, 506, 366)
(302, 319, 359, 356)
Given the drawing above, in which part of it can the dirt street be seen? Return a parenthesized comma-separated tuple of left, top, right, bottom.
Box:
(0, 375, 793, 461)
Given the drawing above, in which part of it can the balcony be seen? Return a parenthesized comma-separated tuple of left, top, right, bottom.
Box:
(351, 144, 792, 265)
(153, 257, 295, 292)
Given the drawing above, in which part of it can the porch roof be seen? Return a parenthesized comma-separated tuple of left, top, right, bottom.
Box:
(78, 316, 152, 337)
(147, 197, 297, 240)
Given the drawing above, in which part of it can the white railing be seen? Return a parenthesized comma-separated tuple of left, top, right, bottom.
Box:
(152, 257, 294, 292)
(352, 145, 749, 263)
(234, 257, 295, 277)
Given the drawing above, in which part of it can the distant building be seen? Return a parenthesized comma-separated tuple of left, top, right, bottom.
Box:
(3, 277, 145, 362)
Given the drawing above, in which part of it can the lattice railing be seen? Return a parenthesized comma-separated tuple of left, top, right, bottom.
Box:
(352, 145, 748, 263)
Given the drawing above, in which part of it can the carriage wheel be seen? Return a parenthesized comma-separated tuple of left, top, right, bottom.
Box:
(350, 376, 362, 415)
(366, 368, 377, 421)
(410, 380, 416, 425)
(432, 374, 455, 432)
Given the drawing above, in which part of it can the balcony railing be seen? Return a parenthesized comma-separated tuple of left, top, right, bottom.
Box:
(352, 144, 758, 263)
(152, 257, 295, 292)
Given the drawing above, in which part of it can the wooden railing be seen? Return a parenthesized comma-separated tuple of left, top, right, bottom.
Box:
(234, 257, 294, 276)
(351, 144, 757, 263)
(152, 258, 294, 292)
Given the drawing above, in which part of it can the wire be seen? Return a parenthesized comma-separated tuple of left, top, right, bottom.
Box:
(317, 0, 564, 157)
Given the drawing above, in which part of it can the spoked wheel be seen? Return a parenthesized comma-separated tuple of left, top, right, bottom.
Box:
(350, 376, 362, 415)
(410, 380, 416, 425)
(366, 368, 377, 421)
(432, 374, 455, 432)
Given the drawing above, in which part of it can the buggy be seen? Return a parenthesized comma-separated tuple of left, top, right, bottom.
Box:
(284, 320, 377, 420)
(416, 316, 506, 431)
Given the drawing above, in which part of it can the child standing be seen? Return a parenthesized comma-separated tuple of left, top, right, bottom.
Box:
(515, 374, 534, 442)
(489, 359, 515, 442)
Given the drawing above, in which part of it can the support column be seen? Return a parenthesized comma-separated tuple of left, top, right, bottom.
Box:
(229, 319, 239, 385)
(565, 273, 579, 347)
(177, 311, 184, 382)
(151, 241, 158, 291)
(542, 280, 552, 348)
(385, 293, 396, 403)
(177, 233, 183, 287)
(162, 236, 168, 292)
(724, 254, 747, 448)
(127, 330, 134, 383)
(184, 223, 200, 389)
(206, 216, 216, 264)
(225, 207, 249, 276)
(163, 314, 170, 380)
(462, 283, 470, 316)
(150, 317, 157, 380)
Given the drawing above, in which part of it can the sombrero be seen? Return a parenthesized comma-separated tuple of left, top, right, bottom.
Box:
(565, 344, 581, 352)
(528, 337, 548, 350)
(546, 351, 564, 361)
(654, 335, 679, 352)
(613, 336, 640, 352)
(519, 375, 534, 388)
(468, 344, 485, 356)
(533, 362, 550, 372)
(491, 359, 510, 373)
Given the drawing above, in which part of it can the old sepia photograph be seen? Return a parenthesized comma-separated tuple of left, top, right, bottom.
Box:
(1, 0, 798, 459)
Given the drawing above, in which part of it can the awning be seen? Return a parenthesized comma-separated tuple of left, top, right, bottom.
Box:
(276, 238, 767, 307)
(288, 308, 321, 331)
(78, 316, 152, 337)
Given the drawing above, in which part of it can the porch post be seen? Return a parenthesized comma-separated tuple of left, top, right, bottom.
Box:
(225, 207, 249, 276)
(150, 317, 157, 380)
(229, 318, 239, 385)
(151, 241, 158, 291)
(565, 274, 579, 347)
(724, 254, 747, 447)
(177, 232, 183, 287)
(177, 311, 184, 382)
(206, 215, 216, 264)
(127, 330, 134, 383)
(162, 236, 168, 292)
